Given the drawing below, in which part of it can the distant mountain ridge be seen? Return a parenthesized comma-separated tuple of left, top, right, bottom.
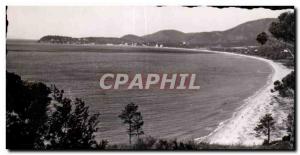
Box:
(39, 18, 276, 47)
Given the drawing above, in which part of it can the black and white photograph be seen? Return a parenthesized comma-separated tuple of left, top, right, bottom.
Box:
(5, 6, 295, 150)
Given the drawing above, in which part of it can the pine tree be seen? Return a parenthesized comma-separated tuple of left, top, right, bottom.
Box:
(132, 112, 144, 139)
(254, 114, 275, 145)
(42, 85, 103, 149)
(119, 103, 144, 144)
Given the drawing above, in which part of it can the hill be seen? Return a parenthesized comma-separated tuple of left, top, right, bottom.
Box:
(143, 30, 186, 43)
(121, 34, 146, 44)
(38, 18, 276, 47)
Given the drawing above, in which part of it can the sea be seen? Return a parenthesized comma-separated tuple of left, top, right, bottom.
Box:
(6, 41, 272, 144)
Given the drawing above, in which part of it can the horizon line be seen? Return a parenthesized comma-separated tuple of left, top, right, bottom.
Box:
(7, 17, 276, 40)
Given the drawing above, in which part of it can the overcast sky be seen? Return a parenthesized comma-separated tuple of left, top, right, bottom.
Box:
(7, 6, 292, 39)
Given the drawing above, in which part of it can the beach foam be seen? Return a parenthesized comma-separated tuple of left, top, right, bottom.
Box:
(195, 49, 293, 145)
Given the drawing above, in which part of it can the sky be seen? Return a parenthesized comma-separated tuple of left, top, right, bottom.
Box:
(7, 6, 292, 40)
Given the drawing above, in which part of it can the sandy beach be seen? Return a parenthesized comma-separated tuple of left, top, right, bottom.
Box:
(195, 49, 293, 145)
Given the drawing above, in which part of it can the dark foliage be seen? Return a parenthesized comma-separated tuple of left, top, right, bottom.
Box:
(6, 72, 105, 150)
(41, 85, 103, 149)
(272, 71, 295, 97)
(256, 32, 268, 45)
(286, 114, 293, 134)
(6, 72, 51, 149)
(153, 139, 199, 150)
(108, 136, 293, 150)
(254, 114, 275, 145)
(118, 102, 144, 144)
(132, 112, 144, 139)
(132, 136, 157, 150)
(269, 12, 295, 44)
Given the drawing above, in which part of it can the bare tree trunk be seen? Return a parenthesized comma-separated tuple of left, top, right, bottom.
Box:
(267, 121, 270, 145)
(129, 123, 132, 145)
(267, 129, 270, 144)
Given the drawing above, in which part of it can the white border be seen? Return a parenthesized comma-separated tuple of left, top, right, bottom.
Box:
(1, 0, 299, 154)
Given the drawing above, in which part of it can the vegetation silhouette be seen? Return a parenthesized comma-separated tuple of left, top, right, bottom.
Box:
(272, 71, 295, 97)
(6, 10, 295, 150)
(118, 102, 144, 145)
(256, 32, 268, 45)
(269, 12, 295, 44)
(7, 72, 51, 149)
(6, 72, 107, 150)
(254, 114, 276, 145)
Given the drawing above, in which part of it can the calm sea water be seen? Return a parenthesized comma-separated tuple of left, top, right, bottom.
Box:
(6, 43, 272, 144)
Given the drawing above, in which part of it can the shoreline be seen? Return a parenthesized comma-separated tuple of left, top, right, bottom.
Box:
(194, 49, 293, 145)
(7, 43, 293, 145)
